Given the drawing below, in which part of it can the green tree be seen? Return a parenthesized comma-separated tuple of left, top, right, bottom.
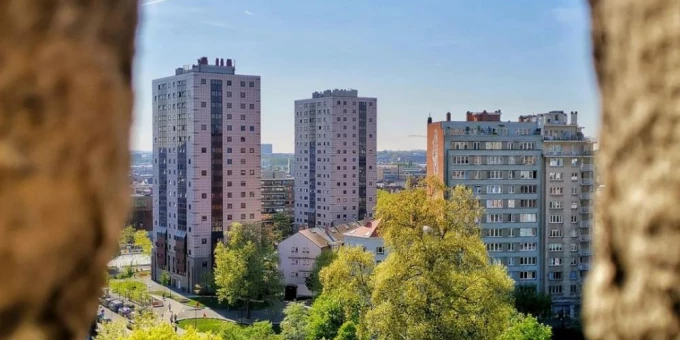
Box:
(365, 178, 515, 340)
(306, 295, 346, 340)
(109, 279, 148, 305)
(96, 313, 221, 340)
(305, 250, 337, 295)
(335, 321, 359, 340)
(281, 302, 309, 340)
(318, 246, 374, 336)
(513, 285, 552, 319)
(497, 313, 552, 340)
(134, 229, 153, 256)
(271, 212, 295, 241)
(214, 223, 283, 319)
(159, 271, 170, 297)
(118, 225, 136, 251)
(221, 321, 281, 340)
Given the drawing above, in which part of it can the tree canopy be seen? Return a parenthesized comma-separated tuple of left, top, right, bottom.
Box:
(305, 250, 337, 295)
(498, 313, 552, 340)
(214, 223, 282, 319)
(365, 178, 516, 340)
(281, 302, 308, 340)
(271, 212, 295, 242)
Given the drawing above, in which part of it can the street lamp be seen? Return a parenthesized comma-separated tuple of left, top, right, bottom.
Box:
(193, 284, 202, 329)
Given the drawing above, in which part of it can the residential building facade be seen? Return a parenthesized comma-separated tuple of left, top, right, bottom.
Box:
(261, 170, 294, 225)
(342, 220, 387, 263)
(294, 89, 378, 228)
(520, 111, 594, 317)
(277, 222, 361, 298)
(152, 56, 261, 291)
(427, 111, 545, 292)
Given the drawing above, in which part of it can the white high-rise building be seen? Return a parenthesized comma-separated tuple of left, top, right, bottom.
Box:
(152, 57, 261, 291)
(294, 89, 378, 228)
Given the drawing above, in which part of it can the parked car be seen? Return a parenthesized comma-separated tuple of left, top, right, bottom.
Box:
(100, 297, 113, 306)
(108, 300, 123, 313)
(118, 307, 132, 317)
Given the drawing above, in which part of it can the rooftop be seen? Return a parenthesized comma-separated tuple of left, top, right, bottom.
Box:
(311, 89, 358, 98)
(343, 219, 382, 238)
(175, 56, 236, 75)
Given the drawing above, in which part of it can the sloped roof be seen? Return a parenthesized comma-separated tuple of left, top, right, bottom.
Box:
(296, 221, 365, 247)
(343, 219, 382, 238)
(298, 229, 330, 248)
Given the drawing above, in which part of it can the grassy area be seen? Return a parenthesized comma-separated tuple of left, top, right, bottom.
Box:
(178, 318, 232, 333)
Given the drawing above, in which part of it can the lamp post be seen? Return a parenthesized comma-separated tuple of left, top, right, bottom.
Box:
(193, 284, 201, 329)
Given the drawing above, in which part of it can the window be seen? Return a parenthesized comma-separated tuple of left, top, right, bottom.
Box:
(451, 171, 467, 179)
(507, 243, 516, 251)
(549, 272, 563, 280)
(201, 193, 207, 199)
(519, 170, 537, 179)
(549, 229, 563, 237)
(487, 156, 503, 165)
(249, 81, 254, 87)
(519, 213, 536, 222)
(519, 271, 536, 280)
(549, 172, 563, 181)
(520, 199, 536, 208)
(507, 170, 514, 179)
(571, 243, 578, 252)
(519, 228, 536, 237)
(520, 185, 536, 193)
(549, 215, 563, 223)
(486, 243, 503, 252)
(452, 142, 467, 149)
(549, 285, 563, 294)
(507, 199, 516, 208)
(487, 185, 502, 194)
(486, 214, 503, 223)
(452, 156, 469, 164)
(486, 199, 503, 209)
(549, 158, 564, 167)
(486, 142, 502, 150)
(508, 228, 516, 237)
(520, 242, 536, 251)
(548, 243, 563, 252)
(570, 285, 579, 294)
(201, 102, 206, 107)
(201, 170, 207, 176)
(240, 81, 246, 87)
(571, 173, 579, 181)
(376, 247, 384, 254)
(550, 187, 564, 195)
(485, 229, 503, 237)
(571, 187, 579, 195)
(489, 170, 503, 179)
(519, 142, 535, 150)
(201, 79, 206, 84)
(201, 147, 207, 153)
(571, 158, 580, 166)
(519, 257, 536, 265)
(571, 215, 578, 223)
(549, 201, 563, 209)
(472, 142, 480, 150)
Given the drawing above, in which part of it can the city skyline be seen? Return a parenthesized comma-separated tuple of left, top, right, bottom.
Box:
(133, 0, 597, 153)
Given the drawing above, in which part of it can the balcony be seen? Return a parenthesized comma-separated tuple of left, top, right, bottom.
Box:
(579, 263, 590, 271)
(581, 221, 591, 228)
(579, 235, 592, 242)
(580, 249, 592, 256)
(581, 192, 593, 200)
(581, 178, 594, 185)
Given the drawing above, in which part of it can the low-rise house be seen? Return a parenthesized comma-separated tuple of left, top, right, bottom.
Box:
(278, 221, 363, 298)
(343, 219, 387, 263)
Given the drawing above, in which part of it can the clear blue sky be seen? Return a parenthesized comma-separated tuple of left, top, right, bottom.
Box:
(132, 0, 597, 152)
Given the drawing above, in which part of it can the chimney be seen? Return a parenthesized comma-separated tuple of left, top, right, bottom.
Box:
(220, 58, 224, 66)
(227, 59, 233, 67)
(427, 115, 432, 124)
(570, 111, 578, 126)
(446, 112, 451, 121)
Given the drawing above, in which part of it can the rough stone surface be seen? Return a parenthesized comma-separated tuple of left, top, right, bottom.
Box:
(584, 0, 680, 339)
(0, 1, 137, 339)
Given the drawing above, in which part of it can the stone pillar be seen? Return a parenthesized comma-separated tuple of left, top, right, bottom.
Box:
(584, 0, 680, 338)
(0, 1, 137, 339)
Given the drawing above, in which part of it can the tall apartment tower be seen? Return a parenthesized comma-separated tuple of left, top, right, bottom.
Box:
(152, 57, 261, 291)
(520, 111, 595, 318)
(294, 89, 377, 228)
(427, 111, 545, 292)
